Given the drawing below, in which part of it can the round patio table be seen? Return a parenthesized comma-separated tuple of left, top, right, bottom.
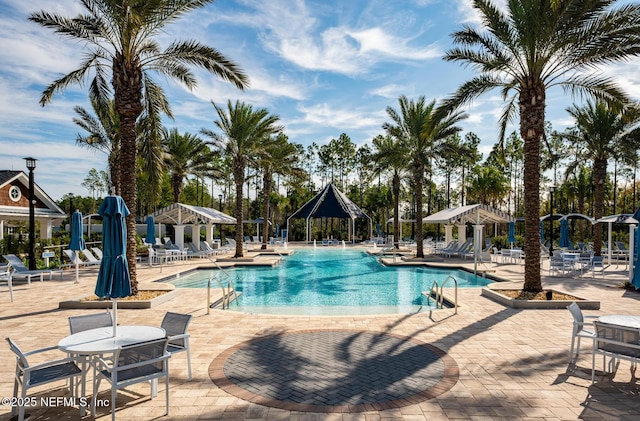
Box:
(598, 315, 640, 329)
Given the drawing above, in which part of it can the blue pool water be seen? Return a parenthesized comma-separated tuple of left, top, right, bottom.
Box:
(168, 248, 493, 315)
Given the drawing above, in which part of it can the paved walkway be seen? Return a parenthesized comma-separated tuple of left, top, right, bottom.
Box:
(0, 246, 639, 420)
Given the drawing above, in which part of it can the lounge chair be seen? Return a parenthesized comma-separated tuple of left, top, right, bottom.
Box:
(63, 250, 92, 268)
(91, 247, 103, 260)
(2, 254, 62, 283)
(81, 249, 102, 265)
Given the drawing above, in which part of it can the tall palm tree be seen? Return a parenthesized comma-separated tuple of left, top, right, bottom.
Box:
(73, 97, 121, 194)
(202, 100, 282, 258)
(562, 101, 640, 255)
(443, 0, 640, 292)
(163, 128, 216, 203)
(30, 0, 248, 293)
(467, 165, 510, 207)
(372, 134, 407, 250)
(257, 133, 302, 250)
(383, 96, 466, 258)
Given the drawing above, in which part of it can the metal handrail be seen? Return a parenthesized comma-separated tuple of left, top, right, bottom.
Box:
(439, 275, 458, 314)
(427, 280, 439, 307)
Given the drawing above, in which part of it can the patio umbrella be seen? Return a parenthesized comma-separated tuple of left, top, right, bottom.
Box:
(275, 223, 280, 238)
(559, 219, 570, 248)
(539, 221, 544, 242)
(507, 221, 516, 248)
(632, 207, 640, 289)
(95, 196, 132, 337)
(376, 223, 381, 237)
(69, 210, 85, 284)
(145, 215, 155, 245)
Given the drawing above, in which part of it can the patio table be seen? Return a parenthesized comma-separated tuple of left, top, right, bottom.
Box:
(598, 315, 640, 329)
(58, 325, 166, 414)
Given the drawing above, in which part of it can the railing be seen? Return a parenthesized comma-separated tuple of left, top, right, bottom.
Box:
(426, 276, 458, 314)
(206, 259, 238, 310)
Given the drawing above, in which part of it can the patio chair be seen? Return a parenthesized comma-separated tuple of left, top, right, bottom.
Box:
(63, 250, 92, 269)
(6, 337, 82, 421)
(92, 337, 170, 420)
(591, 256, 605, 278)
(1, 264, 13, 302)
(68, 312, 114, 334)
(2, 254, 62, 283)
(161, 312, 193, 381)
(567, 302, 597, 365)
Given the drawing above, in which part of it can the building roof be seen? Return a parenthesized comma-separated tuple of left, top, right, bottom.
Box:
(422, 204, 513, 225)
(0, 170, 67, 221)
(288, 183, 370, 220)
(152, 203, 236, 225)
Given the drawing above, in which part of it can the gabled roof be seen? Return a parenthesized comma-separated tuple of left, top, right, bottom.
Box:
(152, 203, 236, 225)
(0, 170, 66, 220)
(422, 204, 513, 225)
(288, 183, 369, 220)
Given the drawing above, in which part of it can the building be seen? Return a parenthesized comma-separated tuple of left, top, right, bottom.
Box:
(0, 170, 67, 240)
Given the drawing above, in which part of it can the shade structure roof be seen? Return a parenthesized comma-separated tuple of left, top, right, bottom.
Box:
(288, 183, 369, 220)
(152, 203, 236, 225)
(422, 204, 513, 225)
(596, 213, 637, 224)
(559, 213, 596, 224)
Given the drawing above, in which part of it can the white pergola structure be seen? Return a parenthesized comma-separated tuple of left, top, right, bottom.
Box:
(152, 203, 236, 249)
(423, 204, 513, 273)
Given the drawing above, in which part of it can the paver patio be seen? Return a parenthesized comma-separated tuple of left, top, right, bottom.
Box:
(0, 246, 638, 420)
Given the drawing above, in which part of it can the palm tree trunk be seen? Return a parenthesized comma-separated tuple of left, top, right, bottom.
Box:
(233, 160, 245, 258)
(520, 86, 544, 293)
(593, 157, 607, 256)
(113, 55, 143, 295)
(415, 165, 424, 258)
(262, 171, 272, 250)
(393, 173, 400, 250)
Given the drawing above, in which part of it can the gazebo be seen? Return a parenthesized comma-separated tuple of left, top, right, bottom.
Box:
(286, 183, 372, 243)
(152, 203, 236, 249)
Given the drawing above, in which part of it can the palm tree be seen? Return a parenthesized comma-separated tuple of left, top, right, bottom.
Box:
(467, 165, 510, 207)
(372, 134, 407, 249)
(443, 0, 640, 292)
(257, 133, 302, 249)
(562, 100, 640, 256)
(202, 100, 282, 258)
(30, 0, 248, 293)
(383, 96, 466, 258)
(73, 97, 121, 194)
(163, 128, 216, 203)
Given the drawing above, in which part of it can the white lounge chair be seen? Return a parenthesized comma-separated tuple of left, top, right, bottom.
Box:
(81, 249, 102, 265)
(1, 264, 13, 302)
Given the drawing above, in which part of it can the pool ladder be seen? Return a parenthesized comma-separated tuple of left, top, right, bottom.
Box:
(206, 261, 239, 311)
(427, 275, 458, 314)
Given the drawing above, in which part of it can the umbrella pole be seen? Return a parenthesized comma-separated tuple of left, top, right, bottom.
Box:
(112, 298, 118, 337)
(75, 261, 79, 284)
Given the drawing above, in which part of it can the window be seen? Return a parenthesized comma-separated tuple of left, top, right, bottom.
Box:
(9, 185, 21, 202)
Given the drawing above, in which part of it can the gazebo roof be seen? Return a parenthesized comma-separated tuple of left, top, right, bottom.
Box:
(288, 183, 369, 220)
(152, 203, 236, 225)
(422, 204, 513, 225)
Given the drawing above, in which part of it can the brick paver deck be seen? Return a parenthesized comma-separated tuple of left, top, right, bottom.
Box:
(0, 246, 639, 420)
(210, 330, 458, 412)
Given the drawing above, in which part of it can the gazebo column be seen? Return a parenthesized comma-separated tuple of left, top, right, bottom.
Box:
(473, 224, 484, 255)
(174, 225, 185, 249)
(192, 223, 201, 249)
(0, 220, 4, 240)
(457, 223, 466, 244)
(206, 222, 214, 245)
(444, 224, 453, 244)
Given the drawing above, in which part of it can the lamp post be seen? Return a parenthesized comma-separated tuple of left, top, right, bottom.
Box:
(218, 194, 223, 239)
(24, 157, 37, 270)
(68, 193, 74, 213)
(549, 185, 556, 257)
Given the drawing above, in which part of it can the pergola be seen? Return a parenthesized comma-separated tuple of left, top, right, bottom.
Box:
(152, 203, 236, 249)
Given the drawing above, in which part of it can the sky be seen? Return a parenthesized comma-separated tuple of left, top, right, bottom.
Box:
(1, 0, 639, 202)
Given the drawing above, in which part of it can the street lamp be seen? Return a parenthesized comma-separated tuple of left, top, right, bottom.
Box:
(68, 193, 74, 213)
(549, 185, 556, 257)
(24, 157, 37, 270)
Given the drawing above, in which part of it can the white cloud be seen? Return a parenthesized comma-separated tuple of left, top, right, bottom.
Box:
(369, 84, 407, 99)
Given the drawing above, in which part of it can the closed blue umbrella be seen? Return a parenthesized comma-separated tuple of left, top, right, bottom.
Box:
(70, 210, 85, 284)
(539, 221, 544, 242)
(507, 221, 516, 246)
(559, 219, 570, 248)
(376, 223, 381, 237)
(275, 223, 280, 238)
(632, 207, 640, 289)
(145, 215, 155, 245)
(145, 215, 155, 267)
(95, 196, 131, 336)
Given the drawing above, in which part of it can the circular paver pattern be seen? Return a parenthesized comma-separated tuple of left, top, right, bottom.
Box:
(209, 330, 459, 412)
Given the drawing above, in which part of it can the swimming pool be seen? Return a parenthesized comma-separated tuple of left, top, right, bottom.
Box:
(168, 248, 493, 315)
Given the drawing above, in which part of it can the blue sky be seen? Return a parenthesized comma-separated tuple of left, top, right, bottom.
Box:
(1, 0, 639, 201)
